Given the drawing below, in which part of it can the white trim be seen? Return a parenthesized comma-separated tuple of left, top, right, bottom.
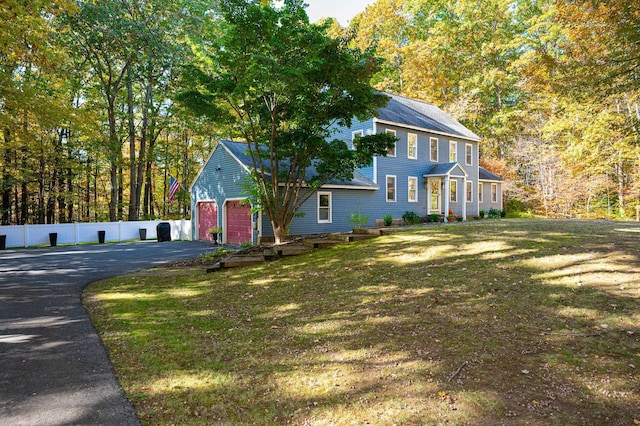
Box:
(465, 143, 473, 166)
(317, 191, 332, 223)
(320, 184, 378, 190)
(386, 175, 397, 202)
(373, 122, 378, 184)
(407, 133, 418, 160)
(385, 129, 396, 157)
(351, 130, 363, 150)
(429, 137, 439, 162)
(373, 118, 481, 142)
(408, 176, 418, 203)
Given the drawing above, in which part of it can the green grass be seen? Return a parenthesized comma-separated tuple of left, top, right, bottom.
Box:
(84, 219, 640, 425)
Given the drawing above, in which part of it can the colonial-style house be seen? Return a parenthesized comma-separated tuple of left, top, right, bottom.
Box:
(190, 93, 503, 245)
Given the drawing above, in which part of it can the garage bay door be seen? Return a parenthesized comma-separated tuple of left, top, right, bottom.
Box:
(225, 200, 252, 245)
(197, 202, 218, 241)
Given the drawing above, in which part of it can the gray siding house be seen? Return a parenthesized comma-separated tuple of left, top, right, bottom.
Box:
(190, 93, 503, 245)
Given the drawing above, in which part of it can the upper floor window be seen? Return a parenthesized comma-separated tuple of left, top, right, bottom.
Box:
(318, 192, 332, 223)
(351, 130, 363, 149)
(407, 133, 417, 159)
(465, 143, 473, 166)
(386, 175, 396, 202)
(386, 129, 396, 157)
(478, 182, 484, 203)
(430, 137, 438, 162)
(449, 141, 457, 162)
(466, 181, 473, 202)
(491, 183, 498, 203)
(408, 176, 418, 202)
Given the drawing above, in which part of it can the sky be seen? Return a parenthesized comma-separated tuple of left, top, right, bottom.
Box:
(304, 0, 377, 26)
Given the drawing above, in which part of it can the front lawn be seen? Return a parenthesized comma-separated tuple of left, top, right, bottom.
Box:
(84, 219, 640, 425)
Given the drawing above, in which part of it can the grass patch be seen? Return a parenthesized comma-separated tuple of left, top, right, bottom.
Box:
(84, 219, 640, 425)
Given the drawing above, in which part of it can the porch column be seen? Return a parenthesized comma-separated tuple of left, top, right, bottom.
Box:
(443, 177, 450, 219)
(462, 177, 467, 220)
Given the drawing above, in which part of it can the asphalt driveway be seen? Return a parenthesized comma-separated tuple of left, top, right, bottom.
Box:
(0, 240, 213, 426)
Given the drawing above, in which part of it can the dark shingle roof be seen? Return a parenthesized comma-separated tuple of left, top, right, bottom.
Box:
(377, 93, 480, 141)
(479, 167, 503, 181)
(221, 140, 378, 189)
(423, 162, 458, 176)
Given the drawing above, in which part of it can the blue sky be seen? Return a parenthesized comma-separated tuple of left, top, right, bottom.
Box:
(275, 0, 376, 26)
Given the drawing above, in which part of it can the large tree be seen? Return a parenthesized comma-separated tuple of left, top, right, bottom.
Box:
(179, 0, 396, 244)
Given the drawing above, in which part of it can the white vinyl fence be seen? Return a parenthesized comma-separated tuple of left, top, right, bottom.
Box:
(0, 219, 191, 249)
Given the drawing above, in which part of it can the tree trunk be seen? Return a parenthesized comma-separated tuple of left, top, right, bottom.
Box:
(127, 71, 138, 220)
(108, 94, 119, 222)
(1, 128, 12, 225)
(272, 224, 287, 245)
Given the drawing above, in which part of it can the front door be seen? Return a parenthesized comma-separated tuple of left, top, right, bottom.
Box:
(428, 178, 441, 214)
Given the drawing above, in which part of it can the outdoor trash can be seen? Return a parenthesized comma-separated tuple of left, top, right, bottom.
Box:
(49, 233, 57, 247)
(139, 228, 147, 240)
(156, 222, 171, 242)
(0, 235, 5, 250)
(98, 230, 106, 244)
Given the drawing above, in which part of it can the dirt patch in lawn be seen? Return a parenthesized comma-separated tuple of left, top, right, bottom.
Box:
(84, 219, 640, 425)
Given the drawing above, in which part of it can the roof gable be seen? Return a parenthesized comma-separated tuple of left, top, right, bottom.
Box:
(376, 92, 480, 141)
(479, 167, 503, 181)
(423, 162, 468, 177)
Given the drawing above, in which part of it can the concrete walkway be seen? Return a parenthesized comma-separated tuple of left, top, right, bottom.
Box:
(0, 240, 212, 426)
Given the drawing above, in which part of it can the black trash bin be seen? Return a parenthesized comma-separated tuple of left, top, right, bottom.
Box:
(0, 235, 6, 250)
(139, 228, 147, 240)
(98, 230, 106, 244)
(156, 222, 171, 242)
(49, 232, 58, 247)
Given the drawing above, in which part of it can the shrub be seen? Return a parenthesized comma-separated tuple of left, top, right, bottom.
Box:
(382, 214, 393, 226)
(402, 211, 422, 225)
(347, 211, 371, 228)
(428, 213, 441, 223)
(479, 210, 485, 218)
(487, 208, 501, 219)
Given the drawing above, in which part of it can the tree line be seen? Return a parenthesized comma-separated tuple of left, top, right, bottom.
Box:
(1, 0, 638, 225)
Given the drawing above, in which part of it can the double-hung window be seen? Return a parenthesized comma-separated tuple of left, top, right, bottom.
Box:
(491, 183, 498, 203)
(478, 182, 484, 203)
(318, 192, 332, 223)
(466, 181, 473, 202)
(351, 130, 363, 149)
(386, 129, 396, 157)
(408, 177, 418, 202)
(450, 180, 457, 202)
(465, 143, 473, 166)
(386, 175, 396, 202)
(407, 133, 417, 159)
(449, 141, 457, 162)
(430, 137, 438, 162)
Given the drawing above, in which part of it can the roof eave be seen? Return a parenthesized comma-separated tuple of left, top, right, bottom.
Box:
(373, 118, 481, 142)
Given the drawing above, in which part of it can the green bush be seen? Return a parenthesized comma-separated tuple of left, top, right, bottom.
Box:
(382, 214, 393, 226)
(487, 208, 501, 219)
(402, 211, 422, 225)
(428, 213, 441, 223)
(479, 210, 485, 218)
(347, 211, 371, 228)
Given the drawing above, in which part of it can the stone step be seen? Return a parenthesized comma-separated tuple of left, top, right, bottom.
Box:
(221, 255, 265, 268)
(328, 233, 378, 243)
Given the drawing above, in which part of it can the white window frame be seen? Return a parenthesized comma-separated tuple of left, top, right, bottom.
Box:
(478, 182, 484, 203)
(317, 191, 332, 223)
(465, 143, 473, 166)
(351, 130, 363, 150)
(466, 181, 473, 203)
(430, 137, 438, 162)
(385, 129, 396, 157)
(450, 179, 457, 203)
(408, 176, 418, 203)
(449, 141, 457, 162)
(407, 133, 417, 160)
(491, 183, 498, 203)
(386, 175, 397, 202)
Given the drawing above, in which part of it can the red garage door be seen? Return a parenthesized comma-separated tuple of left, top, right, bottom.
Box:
(225, 200, 252, 245)
(197, 202, 218, 241)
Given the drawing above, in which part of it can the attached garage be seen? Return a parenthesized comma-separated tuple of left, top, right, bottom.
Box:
(197, 201, 218, 241)
(225, 200, 252, 245)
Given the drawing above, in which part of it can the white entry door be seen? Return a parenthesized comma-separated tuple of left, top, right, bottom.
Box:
(428, 178, 442, 214)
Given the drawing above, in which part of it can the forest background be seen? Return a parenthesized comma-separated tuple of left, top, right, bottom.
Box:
(1, 0, 638, 225)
